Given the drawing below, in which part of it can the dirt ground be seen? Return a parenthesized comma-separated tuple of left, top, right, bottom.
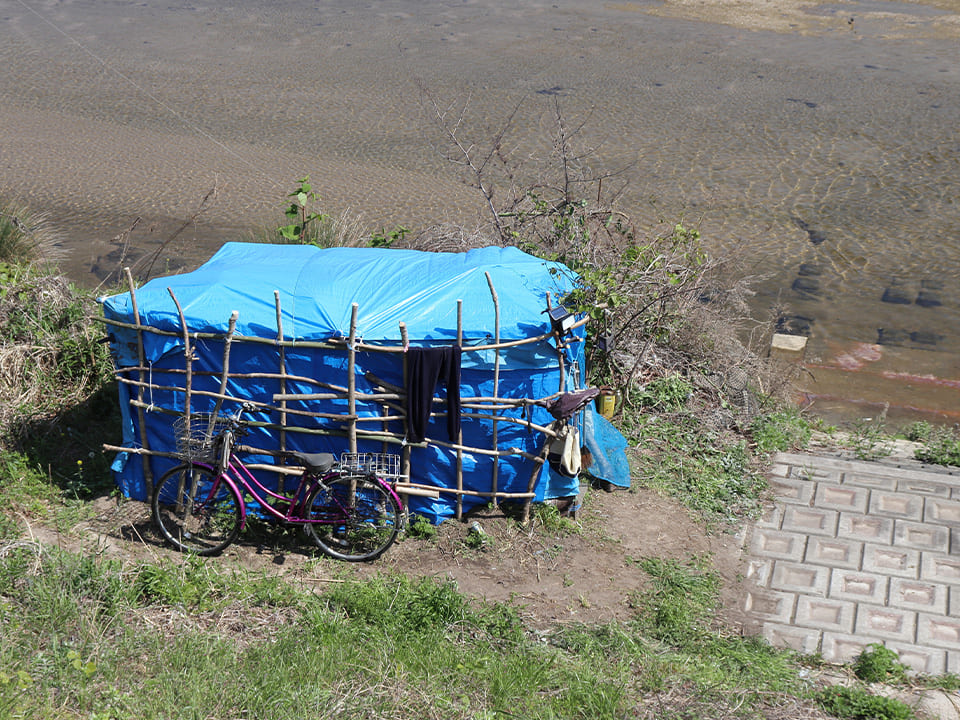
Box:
(47, 479, 759, 634)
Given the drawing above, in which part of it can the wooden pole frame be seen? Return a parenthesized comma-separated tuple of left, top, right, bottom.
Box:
(100, 280, 588, 519)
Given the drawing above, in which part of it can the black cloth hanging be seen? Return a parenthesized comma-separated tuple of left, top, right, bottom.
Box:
(405, 346, 462, 443)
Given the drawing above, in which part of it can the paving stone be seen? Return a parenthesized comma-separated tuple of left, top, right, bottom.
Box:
(885, 642, 947, 675)
(838, 513, 894, 544)
(768, 462, 791, 478)
(751, 529, 807, 561)
(791, 465, 840, 483)
(869, 491, 924, 520)
(829, 569, 889, 605)
(743, 589, 796, 623)
(947, 651, 960, 675)
(925, 497, 960, 524)
(842, 472, 897, 491)
(917, 614, 960, 650)
(821, 632, 869, 664)
(781, 506, 839, 537)
(755, 503, 784, 530)
(769, 477, 815, 505)
(806, 536, 863, 569)
(795, 596, 855, 632)
(921, 555, 960, 585)
(771, 562, 830, 596)
(902, 479, 952, 498)
(815, 483, 870, 513)
(889, 578, 947, 614)
(894, 519, 950, 552)
(950, 528, 960, 556)
(862, 543, 920, 578)
(762, 623, 822, 655)
(855, 606, 917, 643)
(744, 558, 772, 587)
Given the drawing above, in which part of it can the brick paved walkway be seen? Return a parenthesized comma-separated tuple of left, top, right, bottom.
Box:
(744, 451, 960, 675)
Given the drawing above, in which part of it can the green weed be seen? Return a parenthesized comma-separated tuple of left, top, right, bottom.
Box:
(406, 513, 438, 540)
(914, 425, 960, 467)
(632, 555, 721, 647)
(631, 413, 767, 525)
(749, 407, 813, 454)
(853, 643, 909, 684)
(849, 414, 894, 461)
(815, 685, 914, 720)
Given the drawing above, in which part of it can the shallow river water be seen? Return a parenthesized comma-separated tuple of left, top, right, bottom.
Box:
(2, 0, 959, 422)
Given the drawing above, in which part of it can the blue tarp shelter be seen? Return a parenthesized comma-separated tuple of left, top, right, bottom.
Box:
(101, 243, 629, 523)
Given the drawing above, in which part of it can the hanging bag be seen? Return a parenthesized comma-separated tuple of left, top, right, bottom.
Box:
(547, 421, 581, 478)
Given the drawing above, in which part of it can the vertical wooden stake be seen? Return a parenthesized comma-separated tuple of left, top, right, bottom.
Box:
(455, 299, 464, 521)
(274, 292, 288, 493)
(124, 268, 153, 495)
(168, 287, 193, 432)
(399, 321, 411, 482)
(347, 303, 358, 454)
(210, 311, 238, 424)
(484, 272, 501, 509)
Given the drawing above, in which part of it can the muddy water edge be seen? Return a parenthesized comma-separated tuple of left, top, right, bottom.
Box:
(2, 0, 958, 424)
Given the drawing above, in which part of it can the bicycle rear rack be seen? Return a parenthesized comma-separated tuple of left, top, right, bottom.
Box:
(339, 453, 403, 479)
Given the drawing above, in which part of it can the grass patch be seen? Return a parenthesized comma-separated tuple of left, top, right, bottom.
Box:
(630, 412, 767, 526)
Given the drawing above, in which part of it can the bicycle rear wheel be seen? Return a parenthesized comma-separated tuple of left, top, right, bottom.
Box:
(152, 464, 242, 555)
(304, 475, 400, 561)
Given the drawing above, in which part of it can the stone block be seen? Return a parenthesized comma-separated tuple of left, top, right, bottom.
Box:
(842, 472, 897, 491)
(901, 480, 951, 498)
(855, 606, 917, 643)
(921, 555, 960, 585)
(743, 589, 796, 623)
(885, 642, 946, 675)
(770, 333, 806, 363)
(781, 506, 839, 537)
(755, 503, 783, 530)
(889, 578, 947, 614)
(894, 519, 950, 552)
(829, 569, 889, 605)
(862, 543, 920, 579)
(744, 558, 772, 587)
(869, 491, 923, 520)
(918, 614, 960, 650)
(750, 529, 807, 561)
(769, 477, 815, 505)
(762, 623, 822, 655)
(815, 483, 869, 513)
(925, 498, 960, 524)
(771, 562, 830, 596)
(838, 514, 894, 544)
(821, 633, 868, 664)
(795, 596, 855, 633)
(805, 536, 863, 569)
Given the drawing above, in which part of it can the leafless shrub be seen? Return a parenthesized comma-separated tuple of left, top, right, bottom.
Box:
(420, 90, 785, 416)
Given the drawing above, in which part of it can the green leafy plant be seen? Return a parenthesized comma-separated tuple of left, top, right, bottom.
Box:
(815, 685, 914, 720)
(634, 374, 693, 411)
(914, 425, 960, 467)
(406, 514, 438, 540)
(369, 225, 409, 248)
(853, 643, 909, 684)
(750, 407, 813, 454)
(849, 415, 894, 461)
(277, 176, 331, 244)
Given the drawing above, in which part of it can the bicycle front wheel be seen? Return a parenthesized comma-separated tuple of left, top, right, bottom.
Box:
(304, 475, 400, 562)
(152, 464, 242, 555)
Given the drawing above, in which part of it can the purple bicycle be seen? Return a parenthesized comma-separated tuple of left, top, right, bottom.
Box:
(151, 404, 403, 561)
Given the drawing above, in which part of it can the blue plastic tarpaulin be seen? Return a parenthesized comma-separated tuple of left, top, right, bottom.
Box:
(102, 243, 630, 522)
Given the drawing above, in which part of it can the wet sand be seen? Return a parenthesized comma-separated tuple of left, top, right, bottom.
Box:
(2, 0, 959, 421)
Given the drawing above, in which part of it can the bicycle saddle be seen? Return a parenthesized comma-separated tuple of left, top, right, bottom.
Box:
(283, 451, 336, 473)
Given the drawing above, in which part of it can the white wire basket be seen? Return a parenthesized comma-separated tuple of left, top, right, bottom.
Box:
(174, 414, 231, 463)
(339, 453, 403, 479)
